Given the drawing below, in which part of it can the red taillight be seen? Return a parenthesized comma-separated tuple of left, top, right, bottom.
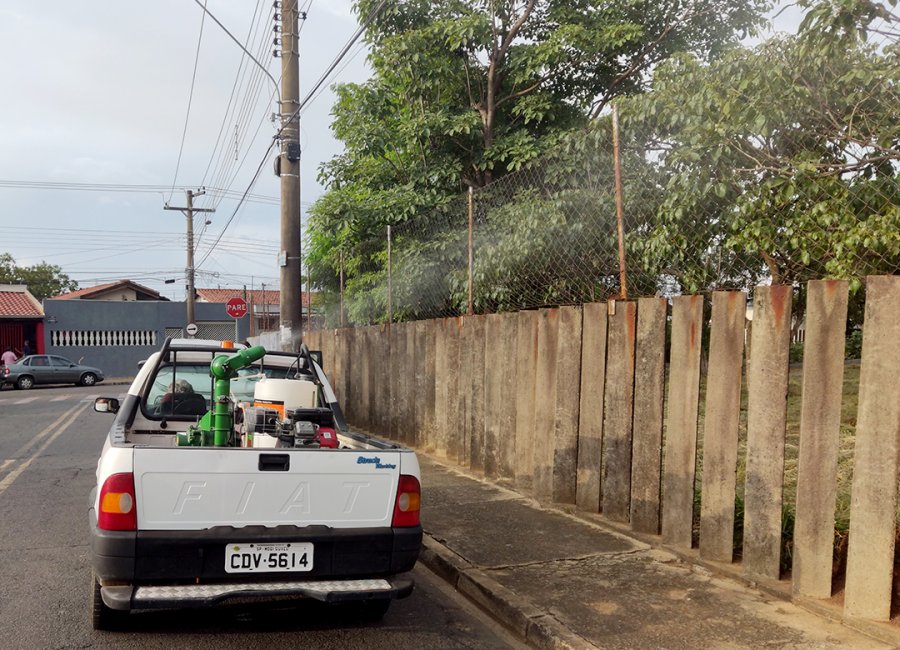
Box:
(97, 473, 137, 531)
(392, 474, 421, 527)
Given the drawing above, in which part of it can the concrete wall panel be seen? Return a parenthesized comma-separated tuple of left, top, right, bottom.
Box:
(483, 314, 503, 478)
(845, 276, 900, 620)
(792, 281, 848, 599)
(553, 306, 583, 504)
(444, 318, 461, 458)
(698, 292, 746, 562)
(743, 285, 792, 579)
(432, 319, 449, 455)
(661, 295, 704, 547)
(602, 301, 636, 522)
(498, 312, 519, 480)
(533, 309, 560, 500)
(468, 315, 486, 472)
(515, 311, 539, 489)
(576, 302, 607, 512)
(414, 322, 427, 447)
(630, 297, 667, 534)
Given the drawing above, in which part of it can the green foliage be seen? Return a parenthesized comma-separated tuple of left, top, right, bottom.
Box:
(308, 0, 770, 324)
(619, 1, 900, 292)
(0, 253, 78, 300)
(845, 330, 864, 359)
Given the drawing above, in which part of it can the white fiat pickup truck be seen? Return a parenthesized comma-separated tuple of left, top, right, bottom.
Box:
(88, 339, 421, 630)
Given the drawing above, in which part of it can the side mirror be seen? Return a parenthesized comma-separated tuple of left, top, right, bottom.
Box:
(94, 397, 120, 414)
(70, 363, 76, 367)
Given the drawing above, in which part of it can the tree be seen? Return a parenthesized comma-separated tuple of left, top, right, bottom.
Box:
(617, 0, 899, 296)
(0, 253, 79, 300)
(308, 0, 770, 324)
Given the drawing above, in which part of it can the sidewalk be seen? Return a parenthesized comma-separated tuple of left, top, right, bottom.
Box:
(415, 454, 891, 649)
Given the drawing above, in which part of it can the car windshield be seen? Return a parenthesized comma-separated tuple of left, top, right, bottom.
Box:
(145, 364, 213, 418)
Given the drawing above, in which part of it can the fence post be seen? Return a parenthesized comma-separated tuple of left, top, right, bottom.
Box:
(844, 275, 900, 621)
(467, 186, 475, 316)
(339, 249, 345, 329)
(792, 280, 848, 599)
(699, 291, 747, 562)
(743, 284, 792, 580)
(631, 297, 668, 535)
(602, 299, 637, 521)
(386, 225, 392, 325)
(612, 103, 628, 300)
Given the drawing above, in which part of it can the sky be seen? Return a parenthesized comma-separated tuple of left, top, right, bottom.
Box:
(0, 1, 803, 302)
(0, 0, 370, 300)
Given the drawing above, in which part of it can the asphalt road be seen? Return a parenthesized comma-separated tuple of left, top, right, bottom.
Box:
(0, 384, 524, 649)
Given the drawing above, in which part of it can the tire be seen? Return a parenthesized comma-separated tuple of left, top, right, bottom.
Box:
(16, 375, 34, 390)
(91, 572, 125, 631)
(80, 373, 98, 387)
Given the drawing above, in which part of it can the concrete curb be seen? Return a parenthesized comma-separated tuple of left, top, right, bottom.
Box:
(419, 535, 595, 649)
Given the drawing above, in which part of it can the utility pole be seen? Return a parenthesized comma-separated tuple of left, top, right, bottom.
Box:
(277, 0, 302, 351)
(164, 189, 215, 331)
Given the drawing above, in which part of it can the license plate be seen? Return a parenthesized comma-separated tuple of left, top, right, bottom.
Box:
(225, 542, 313, 574)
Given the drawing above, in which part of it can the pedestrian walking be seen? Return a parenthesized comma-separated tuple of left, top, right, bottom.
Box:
(1, 346, 17, 366)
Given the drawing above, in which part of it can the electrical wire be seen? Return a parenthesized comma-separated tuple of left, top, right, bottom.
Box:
(167, 0, 209, 203)
(201, 3, 275, 202)
(0, 180, 280, 204)
(199, 0, 266, 188)
(196, 0, 388, 270)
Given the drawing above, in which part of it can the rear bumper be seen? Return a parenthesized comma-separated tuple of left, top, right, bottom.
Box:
(90, 511, 421, 606)
(101, 574, 415, 611)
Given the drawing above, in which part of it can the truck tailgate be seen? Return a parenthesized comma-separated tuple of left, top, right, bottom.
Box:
(133, 447, 403, 531)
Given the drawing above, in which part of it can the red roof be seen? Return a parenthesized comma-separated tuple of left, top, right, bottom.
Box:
(0, 285, 43, 318)
(197, 288, 314, 308)
(54, 280, 163, 300)
(54, 281, 119, 299)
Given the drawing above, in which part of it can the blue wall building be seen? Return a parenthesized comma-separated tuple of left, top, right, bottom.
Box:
(43, 299, 251, 378)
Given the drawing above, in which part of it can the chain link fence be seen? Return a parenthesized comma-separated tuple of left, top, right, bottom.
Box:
(308, 12, 899, 329)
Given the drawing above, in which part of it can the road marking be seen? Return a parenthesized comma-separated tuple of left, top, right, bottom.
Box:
(12, 397, 39, 405)
(50, 395, 70, 402)
(0, 459, 13, 472)
(0, 402, 90, 497)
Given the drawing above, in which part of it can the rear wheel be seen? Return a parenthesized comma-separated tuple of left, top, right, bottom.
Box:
(16, 375, 34, 390)
(91, 572, 125, 631)
(80, 373, 97, 387)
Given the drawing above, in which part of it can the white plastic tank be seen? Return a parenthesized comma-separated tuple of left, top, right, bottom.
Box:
(252, 377, 318, 417)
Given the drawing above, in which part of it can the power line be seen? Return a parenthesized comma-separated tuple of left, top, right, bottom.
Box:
(199, 0, 266, 188)
(167, 1, 209, 203)
(0, 179, 283, 204)
(196, 0, 387, 270)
